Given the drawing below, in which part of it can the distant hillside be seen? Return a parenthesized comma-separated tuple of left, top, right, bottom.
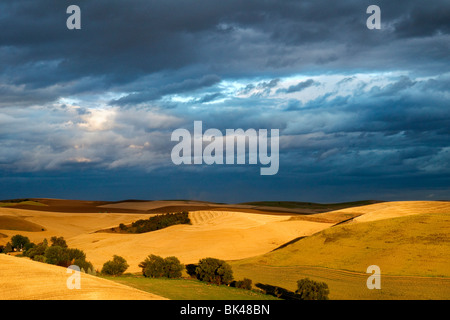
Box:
(240, 200, 383, 212)
(0, 199, 47, 207)
(0, 198, 384, 215)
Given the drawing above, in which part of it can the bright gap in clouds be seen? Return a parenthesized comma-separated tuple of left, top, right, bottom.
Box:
(157, 72, 411, 109)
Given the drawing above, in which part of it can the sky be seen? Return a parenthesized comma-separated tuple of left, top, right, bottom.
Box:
(0, 0, 449, 203)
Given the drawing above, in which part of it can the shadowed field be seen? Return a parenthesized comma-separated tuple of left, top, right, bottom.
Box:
(0, 215, 46, 232)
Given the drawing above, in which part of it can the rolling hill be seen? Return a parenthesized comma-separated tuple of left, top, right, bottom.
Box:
(230, 204, 450, 299)
(0, 254, 165, 300)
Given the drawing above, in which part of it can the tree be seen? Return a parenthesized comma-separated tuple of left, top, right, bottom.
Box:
(50, 236, 68, 248)
(44, 246, 68, 266)
(295, 278, 330, 300)
(163, 256, 184, 278)
(101, 255, 129, 276)
(139, 254, 166, 278)
(11, 234, 30, 251)
(195, 257, 233, 285)
(66, 248, 86, 262)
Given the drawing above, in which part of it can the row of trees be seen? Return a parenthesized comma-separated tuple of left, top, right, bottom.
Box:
(138, 255, 329, 299)
(1, 234, 95, 273)
(0, 234, 129, 277)
(100, 253, 240, 287)
(1, 234, 35, 253)
(103, 253, 329, 299)
(137, 255, 237, 286)
(117, 212, 191, 234)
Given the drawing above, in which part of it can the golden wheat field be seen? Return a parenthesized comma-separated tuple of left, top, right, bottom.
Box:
(231, 205, 450, 299)
(0, 206, 332, 272)
(0, 254, 165, 300)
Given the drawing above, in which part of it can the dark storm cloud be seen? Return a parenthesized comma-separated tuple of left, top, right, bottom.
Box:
(196, 92, 224, 104)
(0, 0, 449, 103)
(281, 75, 450, 138)
(283, 99, 302, 111)
(369, 76, 417, 97)
(111, 74, 221, 105)
(257, 79, 280, 89)
(277, 79, 318, 93)
(393, 3, 450, 38)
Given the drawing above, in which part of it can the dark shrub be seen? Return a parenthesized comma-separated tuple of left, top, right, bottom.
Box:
(295, 278, 330, 300)
(195, 257, 233, 285)
(185, 264, 198, 277)
(33, 255, 46, 262)
(25, 239, 48, 260)
(101, 255, 129, 276)
(232, 278, 252, 290)
(255, 283, 302, 300)
(119, 223, 127, 231)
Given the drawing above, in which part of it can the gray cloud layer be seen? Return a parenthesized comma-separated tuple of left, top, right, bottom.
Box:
(1, 0, 449, 104)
